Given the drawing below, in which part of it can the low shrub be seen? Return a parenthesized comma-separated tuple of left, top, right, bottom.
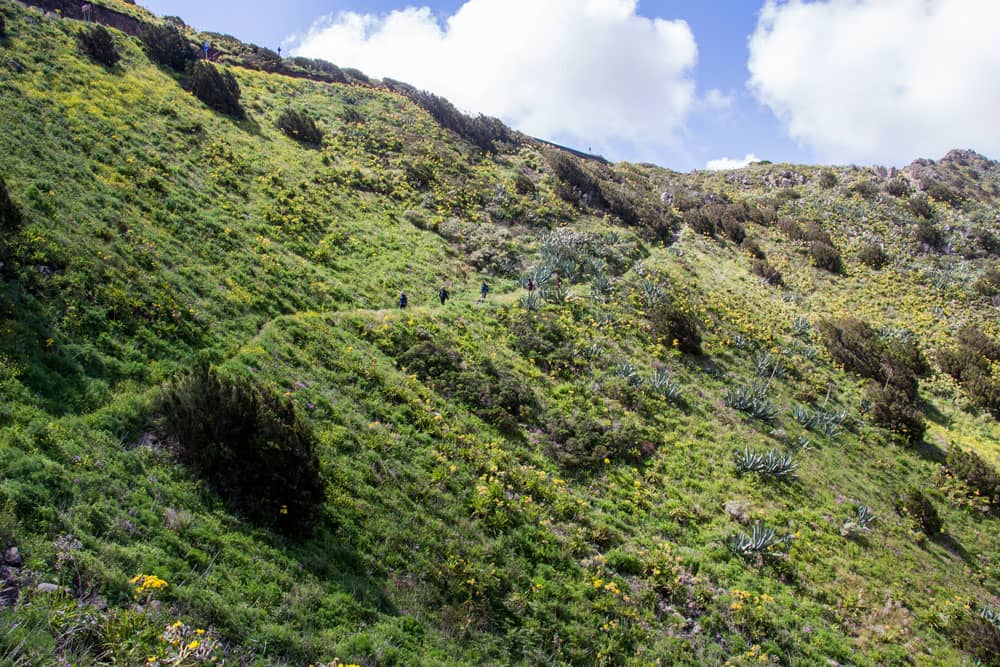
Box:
(752, 258, 783, 285)
(802, 222, 833, 246)
(276, 109, 323, 146)
(866, 382, 926, 443)
(0, 14, 6, 39)
(946, 447, 1000, 508)
(915, 220, 945, 251)
(958, 326, 1000, 362)
(720, 216, 746, 244)
(77, 25, 119, 68)
(858, 243, 889, 269)
(973, 266, 1000, 297)
(895, 487, 942, 535)
(818, 170, 838, 188)
(848, 180, 878, 200)
(541, 402, 655, 471)
(158, 364, 325, 533)
(189, 62, 243, 118)
(923, 180, 963, 206)
(741, 238, 766, 259)
(683, 205, 723, 237)
(974, 229, 1000, 256)
(953, 613, 1000, 665)
(810, 241, 843, 273)
(883, 178, 910, 197)
(908, 193, 934, 219)
(648, 302, 701, 354)
(140, 23, 194, 71)
(777, 217, 804, 241)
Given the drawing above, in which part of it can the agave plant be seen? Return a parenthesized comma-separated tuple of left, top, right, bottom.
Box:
(981, 605, 1000, 629)
(540, 281, 570, 305)
(792, 404, 817, 429)
(639, 278, 666, 309)
(590, 272, 613, 303)
(520, 291, 542, 311)
(792, 316, 812, 336)
(735, 446, 798, 479)
(724, 382, 779, 422)
(840, 503, 876, 538)
(732, 334, 756, 351)
(615, 361, 643, 387)
(794, 405, 847, 437)
(753, 351, 785, 379)
(729, 521, 793, 557)
(649, 368, 682, 403)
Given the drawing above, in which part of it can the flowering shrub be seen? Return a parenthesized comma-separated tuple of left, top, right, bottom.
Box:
(895, 487, 942, 535)
(130, 573, 168, 597)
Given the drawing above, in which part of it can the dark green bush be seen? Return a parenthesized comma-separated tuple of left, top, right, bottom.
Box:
(958, 326, 1000, 362)
(776, 187, 801, 201)
(973, 267, 1000, 297)
(140, 23, 194, 71)
(541, 402, 655, 471)
(509, 312, 579, 377)
(648, 302, 701, 354)
(818, 170, 838, 189)
(158, 364, 325, 533)
(513, 172, 535, 195)
(741, 238, 766, 259)
(189, 62, 243, 118)
(720, 215, 746, 244)
(908, 193, 935, 219)
(884, 178, 910, 197)
(946, 447, 1000, 508)
(810, 241, 843, 273)
(683, 205, 723, 238)
(276, 108, 323, 146)
(752, 258, 783, 286)
(975, 229, 1000, 256)
(0, 14, 6, 39)
(858, 243, 889, 269)
(778, 217, 804, 241)
(923, 180, 962, 207)
(954, 613, 1000, 665)
(895, 487, 942, 534)
(963, 369, 1000, 419)
(545, 150, 606, 210)
(848, 181, 878, 200)
(801, 222, 833, 246)
(915, 220, 945, 251)
(867, 383, 925, 443)
(820, 318, 883, 380)
(0, 175, 20, 234)
(77, 25, 119, 68)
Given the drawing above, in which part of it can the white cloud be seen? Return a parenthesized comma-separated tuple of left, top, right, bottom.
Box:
(293, 0, 698, 157)
(748, 0, 1000, 165)
(702, 88, 734, 111)
(706, 153, 761, 170)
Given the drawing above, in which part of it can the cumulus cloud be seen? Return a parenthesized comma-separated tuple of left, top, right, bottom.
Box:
(293, 0, 698, 157)
(748, 0, 1000, 165)
(706, 154, 761, 170)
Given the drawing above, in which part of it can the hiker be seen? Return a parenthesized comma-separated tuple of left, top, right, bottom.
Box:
(526, 278, 535, 293)
(438, 287, 449, 305)
(479, 282, 489, 302)
(203, 41, 210, 60)
(398, 292, 408, 309)
(82, 3, 93, 21)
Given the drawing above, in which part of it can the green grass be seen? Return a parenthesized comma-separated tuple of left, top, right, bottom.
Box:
(1, 2, 999, 665)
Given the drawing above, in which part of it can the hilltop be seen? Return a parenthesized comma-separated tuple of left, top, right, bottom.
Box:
(1, 1, 999, 665)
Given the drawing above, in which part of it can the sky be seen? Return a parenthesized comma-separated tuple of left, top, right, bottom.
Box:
(140, 0, 1000, 173)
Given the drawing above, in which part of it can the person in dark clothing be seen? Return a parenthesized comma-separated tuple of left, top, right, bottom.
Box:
(526, 278, 535, 293)
(438, 287, 449, 305)
(398, 292, 408, 309)
(479, 282, 489, 302)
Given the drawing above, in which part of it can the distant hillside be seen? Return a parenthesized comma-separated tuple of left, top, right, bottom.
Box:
(1, 1, 999, 665)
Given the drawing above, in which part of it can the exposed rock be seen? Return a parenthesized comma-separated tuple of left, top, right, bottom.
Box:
(724, 500, 750, 524)
(36, 582, 64, 593)
(3, 546, 22, 567)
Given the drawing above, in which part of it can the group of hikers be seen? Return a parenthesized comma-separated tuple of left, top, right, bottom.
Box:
(398, 282, 490, 309)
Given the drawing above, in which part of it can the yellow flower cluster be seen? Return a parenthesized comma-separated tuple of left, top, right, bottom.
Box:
(130, 573, 168, 595)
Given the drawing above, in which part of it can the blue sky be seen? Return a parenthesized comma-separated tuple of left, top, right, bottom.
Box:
(139, 1, 1000, 172)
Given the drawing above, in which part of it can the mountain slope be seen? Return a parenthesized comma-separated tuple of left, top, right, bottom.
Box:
(1, 2, 999, 665)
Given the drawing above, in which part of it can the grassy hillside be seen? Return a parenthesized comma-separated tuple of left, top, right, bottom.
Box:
(1, 2, 999, 665)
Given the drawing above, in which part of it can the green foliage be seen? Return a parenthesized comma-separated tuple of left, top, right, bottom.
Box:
(908, 193, 935, 219)
(915, 219, 945, 251)
(858, 243, 889, 269)
(946, 447, 1000, 508)
(818, 170, 838, 189)
(649, 367, 682, 403)
(866, 382, 926, 443)
(923, 180, 963, 207)
(0, 13, 5, 39)
(895, 487, 942, 535)
(752, 258, 783, 285)
(954, 612, 1000, 665)
(938, 327, 1000, 418)
(973, 266, 1000, 297)
(884, 178, 910, 197)
(189, 62, 244, 118)
(847, 180, 878, 200)
(541, 401, 655, 470)
(729, 522, 793, 558)
(734, 446, 798, 479)
(810, 241, 843, 273)
(0, 175, 20, 234)
(157, 363, 325, 533)
(275, 108, 323, 146)
(793, 404, 846, 437)
(77, 25, 119, 68)
(140, 22, 194, 71)
(647, 302, 701, 354)
(724, 382, 778, 422)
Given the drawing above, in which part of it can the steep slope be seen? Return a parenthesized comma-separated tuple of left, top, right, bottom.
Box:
(1, 2, 999, 665)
